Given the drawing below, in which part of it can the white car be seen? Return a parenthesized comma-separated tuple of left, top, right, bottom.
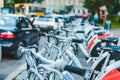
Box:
(33, 16, 60, 32)
(47, 14, 64, 27)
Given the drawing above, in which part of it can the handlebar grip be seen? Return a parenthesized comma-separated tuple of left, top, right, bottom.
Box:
(64, 65, 85, 76)
(72, 39, 83, 43)
(43, 33, 54, 37)
(27, 45, 38, 52)
(76, 31, 84, 33)
(21, 28, 33, 31)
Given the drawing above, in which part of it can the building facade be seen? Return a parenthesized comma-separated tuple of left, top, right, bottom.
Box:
(41, 0, 87, 16)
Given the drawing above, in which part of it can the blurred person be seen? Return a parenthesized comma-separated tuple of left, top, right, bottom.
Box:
(17, 17, 28, 28)
(88, 12, 93, 24)
(17, 17, 34, 28)
(93, 13, 99, 25)
(28, 17, 35, 28)
(81, 10, 89, 24)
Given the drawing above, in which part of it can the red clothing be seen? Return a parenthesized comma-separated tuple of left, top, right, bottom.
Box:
(82, 13, 88, 19)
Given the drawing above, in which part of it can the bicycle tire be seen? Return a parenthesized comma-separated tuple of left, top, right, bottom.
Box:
(49, 73, 57, 80)
(90, 59, 105, 80)
(89, 53, 108, 80)
(47, 33, 59, 46)
(96, 60, 120, 80)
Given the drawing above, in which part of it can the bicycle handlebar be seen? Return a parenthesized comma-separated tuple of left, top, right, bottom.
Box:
(44, 33, 83, 43)
(64, 65, 85, 76)
(72, 39, 83, 43)
(61, 28, 84, 33)
(76, 31, 85, 33)
(21, 46, 54, 64)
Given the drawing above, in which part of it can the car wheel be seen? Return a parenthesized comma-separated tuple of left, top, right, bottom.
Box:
(0, 46, 2, 62)
(13, 42, 24, 59)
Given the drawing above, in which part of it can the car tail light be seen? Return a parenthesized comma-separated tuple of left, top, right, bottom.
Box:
(0, 31, 15, 39)
(49, 25, 54, 29)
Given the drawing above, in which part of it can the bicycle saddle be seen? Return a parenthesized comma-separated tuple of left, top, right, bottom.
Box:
(93, 27, 102, 31)
(101, 46, 120, 61)
(101, 37, 118, 44)
(96, 31, 105, 35)
(101, 46, 120, 53)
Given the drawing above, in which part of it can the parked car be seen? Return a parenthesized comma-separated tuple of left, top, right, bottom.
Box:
(46, 14, 64, 27)
(0, 14, 40, 59)
(33, 15, 60, 32)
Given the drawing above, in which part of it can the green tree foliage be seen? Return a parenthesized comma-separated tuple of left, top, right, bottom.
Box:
(4, 0, 15, 13)
(4, 0, 14, 7)
(4, 0, 44, 13)
(84, 0, 120, 14)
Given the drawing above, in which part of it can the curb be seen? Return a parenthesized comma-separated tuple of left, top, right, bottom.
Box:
(4, 63, 26, 80)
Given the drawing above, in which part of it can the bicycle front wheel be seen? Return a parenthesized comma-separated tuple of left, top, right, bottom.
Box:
(27, 72, 40, 80)
(27, 70, 44, 80)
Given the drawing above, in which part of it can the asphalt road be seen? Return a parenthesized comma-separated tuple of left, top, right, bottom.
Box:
(0, 29, 120, 80)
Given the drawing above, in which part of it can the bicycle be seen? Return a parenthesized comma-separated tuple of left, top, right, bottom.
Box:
(90, 46, 120, 80)
(22, 30, 84, 80)
(21, 44, 114, 80)
(21, 17, 120, 80)
(20, 45, 85, 80)
(44, 33, 84, 68)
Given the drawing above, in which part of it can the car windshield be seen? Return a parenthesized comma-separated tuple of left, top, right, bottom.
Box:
(36, 17, 54, 22)
(0, 16, 17, 26)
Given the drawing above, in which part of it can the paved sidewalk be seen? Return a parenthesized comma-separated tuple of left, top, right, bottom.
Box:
(111, 29, 120, 37)
(4, 63, 26, 80)
(15, 70, 27, 80)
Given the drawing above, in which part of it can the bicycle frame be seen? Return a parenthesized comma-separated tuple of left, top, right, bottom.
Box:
(85, 52, 110, 80)
(95, 60, 120, 80)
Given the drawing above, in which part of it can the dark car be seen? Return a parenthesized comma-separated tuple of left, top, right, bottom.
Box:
(0, 14, 40, 59)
